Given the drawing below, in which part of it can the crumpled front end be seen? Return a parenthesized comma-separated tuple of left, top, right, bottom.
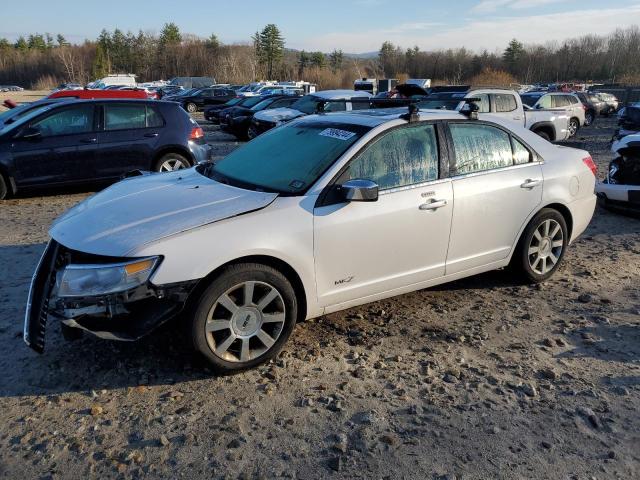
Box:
(24, 240, 197, 352)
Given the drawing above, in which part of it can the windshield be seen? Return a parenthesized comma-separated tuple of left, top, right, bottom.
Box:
(250, 98, 275, 111)
(224, 97, 242, 106)
(520, 95, 540, 107)
(239, 96, 264, 108)
(290, 95, 323, 114)
(0, 105, 52, 136)
(207, 120, 370, 194)
(0, 103, 31, 123)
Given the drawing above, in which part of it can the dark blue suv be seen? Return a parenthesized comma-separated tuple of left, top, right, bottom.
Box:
(0, 99, 211, 199)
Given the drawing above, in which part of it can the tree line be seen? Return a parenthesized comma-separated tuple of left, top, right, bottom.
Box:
(2, 23, 640, 90)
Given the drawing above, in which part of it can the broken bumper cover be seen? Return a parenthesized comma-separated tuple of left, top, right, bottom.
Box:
(24, 240, 197, 353)
(596, 181, 640, 214)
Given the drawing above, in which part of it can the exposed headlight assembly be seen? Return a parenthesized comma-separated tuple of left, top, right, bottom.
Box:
(56, 257, 160, 298)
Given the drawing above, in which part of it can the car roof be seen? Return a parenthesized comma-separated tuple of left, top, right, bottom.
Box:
(294, 107, 470, 128)
(312, 90, 372, 99)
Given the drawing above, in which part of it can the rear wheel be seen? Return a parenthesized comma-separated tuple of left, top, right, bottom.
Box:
(190, 263, 298, 373)
(185, 102, 198, 113)
(568, 118, 579, 137)
(155, 153, 191, 172)
(534, 130, 551, 142)
(247, 125, 259, 140)
(511, 208, 568, 283)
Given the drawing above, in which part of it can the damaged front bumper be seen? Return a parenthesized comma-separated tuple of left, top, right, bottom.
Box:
(24, 240, 197, 353)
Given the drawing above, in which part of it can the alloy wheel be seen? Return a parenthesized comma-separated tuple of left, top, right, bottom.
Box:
(159, 158, 189, 172)
(204, 281, 286, 363)
(568, 119, 579, 136)
(527, 219, 564, 275)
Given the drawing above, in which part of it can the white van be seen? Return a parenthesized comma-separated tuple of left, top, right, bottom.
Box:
(92, 74, 137, 89)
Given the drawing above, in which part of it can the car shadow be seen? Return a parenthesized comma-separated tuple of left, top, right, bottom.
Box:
(557, 323, 640, 364)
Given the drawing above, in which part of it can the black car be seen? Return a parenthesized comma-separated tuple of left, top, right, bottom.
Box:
(203, 97, 244, 123)
(575, 92, 606, 126)
(220, 95, 301, 139)
(0, 99, 211, 200)
(172, 87, 237, 113)
(213, 95, 269, 124)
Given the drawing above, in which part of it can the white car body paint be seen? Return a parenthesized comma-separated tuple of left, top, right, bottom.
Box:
(49, 109, 596, 323)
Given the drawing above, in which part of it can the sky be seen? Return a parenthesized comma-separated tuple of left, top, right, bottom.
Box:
(2, 0, 640, 53)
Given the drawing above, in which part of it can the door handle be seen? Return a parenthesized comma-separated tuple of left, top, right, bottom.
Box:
(144, 132, 159, 138)
(419, 199, 447, 211)
(520, 179, 541, 189)
(79, 138, 97, 143)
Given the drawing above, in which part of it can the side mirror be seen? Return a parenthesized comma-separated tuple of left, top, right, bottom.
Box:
(341, 179, 379, 202)
(19, 127, 41, 140)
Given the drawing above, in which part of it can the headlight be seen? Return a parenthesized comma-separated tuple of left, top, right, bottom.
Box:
(56, 257, 160, 298)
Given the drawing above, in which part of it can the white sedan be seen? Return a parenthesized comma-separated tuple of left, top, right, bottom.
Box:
(25, 107, 597, 372)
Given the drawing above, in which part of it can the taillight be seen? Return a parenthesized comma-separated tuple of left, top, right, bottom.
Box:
(189, 126, 204, 141)
(582, 156, 597, 176)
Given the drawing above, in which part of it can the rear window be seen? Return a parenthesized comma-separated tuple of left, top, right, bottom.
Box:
(104, 104, 164, 130)
(520, 95, 540, 108)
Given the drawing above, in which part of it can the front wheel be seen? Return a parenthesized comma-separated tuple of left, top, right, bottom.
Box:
(0, 174, 7, 200)
(190, 263, 298, 373)
(185, 102, 198, 113)
(511, 209, 568, 283)
(247, 125, 259, 140)
(584, 111, 595, 126)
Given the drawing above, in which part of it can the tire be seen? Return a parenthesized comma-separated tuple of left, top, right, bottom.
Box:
(511, 208, 568, 283)
(584, 110, 595, 126)
(568, 118, 579, 137)
(534, 130, 551, 142)
(189, 263, 298, 374)
(154, 153, 191, 172)
(186, 102, 198, 113)
(0, 174, 7, 200)
(247, 125, 259, 140)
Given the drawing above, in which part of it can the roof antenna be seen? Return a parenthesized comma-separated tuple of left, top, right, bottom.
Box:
(400, 103, 420, 122)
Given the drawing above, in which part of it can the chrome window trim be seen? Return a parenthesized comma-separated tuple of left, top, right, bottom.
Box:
(379, 177, 450, 195)
(449, 160, 544, 181)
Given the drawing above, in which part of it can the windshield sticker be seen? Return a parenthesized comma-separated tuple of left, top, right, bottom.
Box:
(289, 180, 306, 190)
(319, 128, 356, 141)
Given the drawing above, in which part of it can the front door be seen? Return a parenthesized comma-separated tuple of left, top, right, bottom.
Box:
(445, 122, 543, 274)
(13, 103, 97, 187)
(313, 122, 453, 308)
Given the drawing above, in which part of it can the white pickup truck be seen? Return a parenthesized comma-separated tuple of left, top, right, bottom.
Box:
(399, 85, 571, 142)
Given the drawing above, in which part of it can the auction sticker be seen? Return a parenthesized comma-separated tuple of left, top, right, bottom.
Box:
(319, 128, 356, 141)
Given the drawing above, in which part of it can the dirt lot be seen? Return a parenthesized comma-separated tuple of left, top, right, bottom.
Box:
(0, 90, 50, 111)
(0, 115, 638, 480)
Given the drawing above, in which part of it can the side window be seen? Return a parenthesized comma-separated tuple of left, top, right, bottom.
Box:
(270, 99, 293, 108)
(32, 105, 94, 137)
(340, 124, 438, 190)
(476, 94, 490, 113)
(568, 95, 579, 104)
(552, 95, 569, 108)
(146, 106, 164, 128)
(350, 98, 370, 111)
(494, 94, 517, 113)
(512, 137, 532, 165)
(105, 104, 147, 130)
(537, 95, 552, 109)
(450, 123, 513, 175)
(325, 100, 346, 112)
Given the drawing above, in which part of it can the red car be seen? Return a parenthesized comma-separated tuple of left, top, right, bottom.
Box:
(48, 89, 148, 100)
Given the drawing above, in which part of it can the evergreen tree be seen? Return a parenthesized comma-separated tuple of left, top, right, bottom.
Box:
(503, 38, 525, 74)
(92, 43, 110, 79)
(45, 33, 54, 49)
(256, 24, 284, 79)
(14, 36, 28, 51)
(159, 22, 182, 46)
(206, 34, 220, 50)
(27, 34, 47, 50)
(298, 50, 310, 78)
(0, 38, 11, 50)
(56, 34, 69, 47)
(329, 49, 344, 73)
(311, 51, 326, 68)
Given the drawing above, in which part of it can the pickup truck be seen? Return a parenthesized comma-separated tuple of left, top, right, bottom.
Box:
(398, 85, 571, 142)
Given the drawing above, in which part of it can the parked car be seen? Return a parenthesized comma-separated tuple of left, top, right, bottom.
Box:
(91, 74, 137, 89)
(596, 92, 620, 116)
(250, 90, 372, 135)
(48, 89, 149, 100)
(220, 95, 301, 139)
(596, 134, 640, 215)
(520, 92, 586, 136)
(0, 98, 72, 129)
(53, 83, 83, 92)
(203, 97, 244, 123)
(171, 87, 237, 113)
(24, 106, 596, 372)
(212, 95, 271, 124)
(413, 87, 571, 142)
(574, 92, 606, 126)
(0, 99, 211, 200)
(167, 77, 216, 89)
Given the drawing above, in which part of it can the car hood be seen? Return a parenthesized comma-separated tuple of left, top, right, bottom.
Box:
(49, 168, 278, 257)
(253, 107, 305, 123)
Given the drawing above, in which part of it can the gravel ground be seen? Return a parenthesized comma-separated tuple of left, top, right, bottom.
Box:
(0, 116, 638, 480)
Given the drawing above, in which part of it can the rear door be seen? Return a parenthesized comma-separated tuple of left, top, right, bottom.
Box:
(491, 92, 522, 124)
(95, 103, 164, 178)
(12, 103, 98, 186)
(445, 121, 543, 274)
